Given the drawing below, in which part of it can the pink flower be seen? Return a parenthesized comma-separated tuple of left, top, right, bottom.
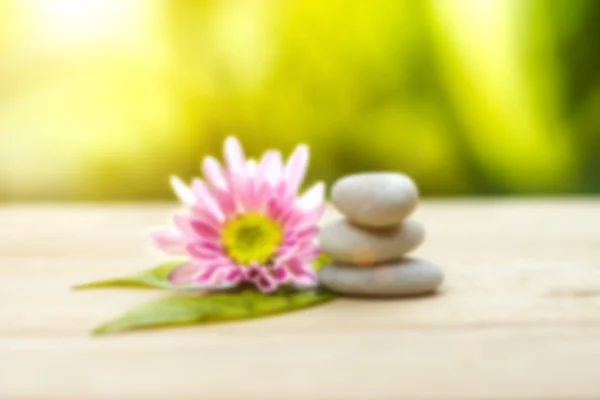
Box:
(152, 136, 325, 293)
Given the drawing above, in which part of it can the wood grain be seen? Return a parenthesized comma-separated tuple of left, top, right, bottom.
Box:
(1, 200, 599, 400)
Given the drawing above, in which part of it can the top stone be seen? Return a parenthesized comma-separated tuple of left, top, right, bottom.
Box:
(331, 172, 419, 228)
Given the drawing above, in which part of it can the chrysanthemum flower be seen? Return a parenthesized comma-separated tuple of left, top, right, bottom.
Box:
(152, 137, 326, 293)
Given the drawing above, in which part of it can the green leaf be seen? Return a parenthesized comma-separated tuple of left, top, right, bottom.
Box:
(312, 252, 332, 271)
(92, 288, 336, 335)
(73, 260, 183, 290)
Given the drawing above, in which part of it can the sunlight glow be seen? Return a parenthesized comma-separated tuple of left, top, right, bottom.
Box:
(24, 0, 143, 45)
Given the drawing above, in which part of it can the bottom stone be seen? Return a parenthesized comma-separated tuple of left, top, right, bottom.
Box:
(318, 258, 444, 297)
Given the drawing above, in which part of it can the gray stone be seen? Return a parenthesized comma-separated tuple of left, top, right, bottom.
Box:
(331, 172, 419, 228)
(318, 258, 444, 297)
(319, 219, 424, 265)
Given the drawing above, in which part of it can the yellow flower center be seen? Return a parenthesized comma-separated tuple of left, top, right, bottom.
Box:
(221, 212, 283, 265)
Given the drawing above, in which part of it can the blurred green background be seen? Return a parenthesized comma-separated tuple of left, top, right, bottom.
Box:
(0, 0, 598, 201)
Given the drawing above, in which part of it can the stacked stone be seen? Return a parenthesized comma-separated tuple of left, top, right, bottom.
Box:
(318, 172, 444, 297)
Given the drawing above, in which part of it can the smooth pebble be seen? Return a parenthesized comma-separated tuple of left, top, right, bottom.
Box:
(319, 258, 443, 297)
(319, 218, 424, 265)
(331, 172, 419, 228)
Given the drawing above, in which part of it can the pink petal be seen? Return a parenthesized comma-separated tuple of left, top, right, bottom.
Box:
(282, 209, 304, 227)
(209, 265, 244, 286)
(290, 226, 319, 241)
(190, 207, 222, 230)
(246, 159, 257, 177)
(170, 176, 195, 206)
(275, 180, 293, 203)
(168, 262, 201, 285)
(195, 265, 219, 285)
(225, 267, 243, 283)
(245, 263, 262, 280)
(284, 144, 308, 194)
(287, 257, 318, 280)
(192, 179, 225, 221)
(173, 213, 196, 236)
(224, 136, 246, 175)
(277, 207, 296, 225)
(210, 256, 241, 266)
(274, 242, 298, 260)
(212, 189, 238, 218)
(296, 182, 325, 212)
(186, 242, 222, 259)
(192, 238, 223, 251)
(279, 237, 296, 249)
(258, 150, 283, 185)
(271, 266, 288, 282)
(228, 174, 254, 212)
(299, 243, 320, 259)
(293, 239, 320, 256)
(275, 241, 319, 263)
(190, 219, 220, 239)
(151, 230, 186, 254)
(284, 204, 324, 234)
(252, 180, 271, 211)
(296, 246, 321, 262)
(202, 156, 227, 190)
(255, 271, 277, 293)
(267, 198, 286, 220)
(292, 275, 318, 287)
(302, 203, 326, 225)
(243, 175, 260, 211)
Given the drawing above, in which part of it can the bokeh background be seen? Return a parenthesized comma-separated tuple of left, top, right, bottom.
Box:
(0, 0, 599, 201)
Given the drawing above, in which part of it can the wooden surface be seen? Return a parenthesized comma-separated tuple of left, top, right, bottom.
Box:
(1, 200, 600, 400)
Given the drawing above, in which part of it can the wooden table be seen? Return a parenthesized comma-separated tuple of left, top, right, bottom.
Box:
(1, 200, 599, 400)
